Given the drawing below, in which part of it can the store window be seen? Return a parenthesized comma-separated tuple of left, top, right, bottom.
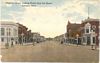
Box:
(1, 38, 4, 42)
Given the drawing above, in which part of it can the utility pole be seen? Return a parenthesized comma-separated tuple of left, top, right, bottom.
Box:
(88, 7, 90, 19)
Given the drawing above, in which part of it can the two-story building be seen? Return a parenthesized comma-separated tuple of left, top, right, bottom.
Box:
(67, 21, 82, 44)
(82, 18, 99, 46)
(17, 23, 28, 44)
(0, 21, 18, 48)
(66, 18, 99, 46)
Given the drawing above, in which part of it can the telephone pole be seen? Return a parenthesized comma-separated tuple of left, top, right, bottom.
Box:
(88, 7, 90, 19)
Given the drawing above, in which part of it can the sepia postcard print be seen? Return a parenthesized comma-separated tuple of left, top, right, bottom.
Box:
(0, 0, 100, 63)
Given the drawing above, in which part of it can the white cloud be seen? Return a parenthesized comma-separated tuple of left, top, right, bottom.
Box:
(14, 7, 67, 37)
(61, 0, 100, 21)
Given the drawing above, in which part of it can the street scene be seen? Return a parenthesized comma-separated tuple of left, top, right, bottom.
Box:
(0, 0, 100, 63)
(1, 41, 99, 62)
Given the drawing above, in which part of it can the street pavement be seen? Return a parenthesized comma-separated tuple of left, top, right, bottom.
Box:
(1, 41, 99, 62)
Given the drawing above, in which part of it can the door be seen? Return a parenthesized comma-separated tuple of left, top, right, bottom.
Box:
(87, 37, 91, 45)
(78, 38, 81, 45)
(93, 37, 95, 44)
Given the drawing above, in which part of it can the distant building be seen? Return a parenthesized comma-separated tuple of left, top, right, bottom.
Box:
(54, 34, 65, 42)
(31, 32, 46, 42)
(32, 32, 40, 42)
(39, 36, 46, 42)
(0, 21, 18, 47)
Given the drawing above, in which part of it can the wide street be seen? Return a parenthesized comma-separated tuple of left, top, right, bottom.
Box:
(1, 41, 99, 62)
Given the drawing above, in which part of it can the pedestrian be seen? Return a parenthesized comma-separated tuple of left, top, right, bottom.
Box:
(61, 40, 63, 44)
(91, 43, 95, 50)
(11, 41, 14, 47)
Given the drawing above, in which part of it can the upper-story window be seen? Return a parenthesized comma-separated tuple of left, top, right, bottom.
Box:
(92, 25, 96, 32)
(86, 29, 89, 33)
(85, 23, 91, 34)
(1, 28, 5, 36)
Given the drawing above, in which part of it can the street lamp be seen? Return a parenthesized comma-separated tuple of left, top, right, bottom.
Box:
(76, 34, 79, 46)
(63, 33, 66, 43)
(91, 30, 97, 50)
(68, 29, 71, 44)
(21, 33, 24, 45)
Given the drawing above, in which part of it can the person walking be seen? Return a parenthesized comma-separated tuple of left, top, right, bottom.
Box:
(61, 38, 64, 44)
(61, 40, 63, 44)
(91, 43, 96, 50)
(11, 41, 14, 47)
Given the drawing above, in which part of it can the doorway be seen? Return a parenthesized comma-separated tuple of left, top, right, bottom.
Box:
(87, 37, 91, 45)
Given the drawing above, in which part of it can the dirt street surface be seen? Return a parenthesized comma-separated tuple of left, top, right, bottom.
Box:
(1, 41, 99, 62)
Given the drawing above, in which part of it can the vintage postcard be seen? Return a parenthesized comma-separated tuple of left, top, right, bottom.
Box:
(0, 0, 100, 63)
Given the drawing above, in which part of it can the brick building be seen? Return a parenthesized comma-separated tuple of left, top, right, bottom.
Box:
(82, 18, 99, 46)
(17, 23, 28, 44)
(27, 30, 33, 42)
(67, 21, 82, 44)
(66, 18, 99, 46)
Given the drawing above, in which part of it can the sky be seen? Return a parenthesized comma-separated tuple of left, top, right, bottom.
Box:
(1, 0, 100, 38)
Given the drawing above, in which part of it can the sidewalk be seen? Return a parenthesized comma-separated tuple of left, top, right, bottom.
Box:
(60, 43, 99, 50)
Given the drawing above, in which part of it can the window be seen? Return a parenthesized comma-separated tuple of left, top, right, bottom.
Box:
(1, 38, 4, 42)
(92, 25, 96, 32)
(1, 28, 5, 36)
(85, 23, 91, 33)
(86, 29, 89, 33)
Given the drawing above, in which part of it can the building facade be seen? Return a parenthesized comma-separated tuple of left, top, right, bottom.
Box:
(32, 32, 46, 42)
(82, 18, 99, 46)
(66, 18, 99, 46)
(54, 34, 65, 42)
(17, 23, 28, 44)
(67, 21, 82, 44)
(0, 21, 18, 47)
(32, 32, 40, 42)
